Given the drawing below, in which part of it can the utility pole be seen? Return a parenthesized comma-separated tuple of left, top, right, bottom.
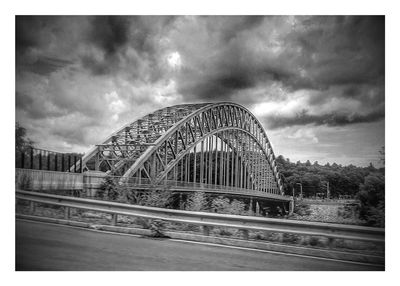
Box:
(321, 180, 330, 200)
(296, 183, 303, 199)
(326, 181, 330, 200)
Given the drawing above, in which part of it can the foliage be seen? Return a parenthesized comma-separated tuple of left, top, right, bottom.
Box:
(96, 176, 120, 201)
(16, 123, 34, 168)
(16, 122, 34, 153)
(293, 203, 312, 216)
(276, 154, 385, 199)
(337, 204, 359, 219)
(211, 196, 247, 215)
(139, 190, 174, 208)
(185, 192, 208, 211)
(16, 172, 32, 190)
(97, 176, 174, 208)
(134, 217, 151, 229)
(357, 173, 385, 227)
(149, 219, 169, 237)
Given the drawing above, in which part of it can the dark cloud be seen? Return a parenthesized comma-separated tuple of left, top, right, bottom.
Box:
(211, 16, 266, 43)
(204, 17, 379, 90)
(293, 16, 384, 88)
(80, 55, 112, 76)
(15, 16, 385, 161)
(81, 16, 177, 77)
(263, 108, 385, 129)
(16, 16, 47, 53)
(170, 16, 385, 129)
(15, 91, 33, 110)
(79, 16, 133, 76)
(23, 56, 73, 75)
(89, 16, 131, 56)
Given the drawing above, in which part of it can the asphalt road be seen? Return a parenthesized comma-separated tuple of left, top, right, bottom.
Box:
(16, 219, 383, 271)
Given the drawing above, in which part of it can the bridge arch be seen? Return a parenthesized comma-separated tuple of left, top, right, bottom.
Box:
(82, 102, 284, 197)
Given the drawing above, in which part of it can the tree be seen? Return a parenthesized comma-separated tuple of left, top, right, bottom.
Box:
(16, 122, 33, 153)
(185, 192, 208, 211)
(357, 173, 385, 227)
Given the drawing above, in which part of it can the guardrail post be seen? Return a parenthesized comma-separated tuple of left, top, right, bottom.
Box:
(64, 206, 70, 220)
(111, 214, 118, 226)
(29, 201, 36, 214)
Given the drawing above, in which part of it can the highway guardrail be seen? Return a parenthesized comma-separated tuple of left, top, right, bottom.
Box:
(16, 190, 384, 244)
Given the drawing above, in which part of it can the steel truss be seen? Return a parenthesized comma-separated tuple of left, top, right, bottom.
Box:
(81, 102, 284, 195)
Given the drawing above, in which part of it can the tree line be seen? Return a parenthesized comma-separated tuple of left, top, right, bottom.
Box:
(276, 153, 385, 227)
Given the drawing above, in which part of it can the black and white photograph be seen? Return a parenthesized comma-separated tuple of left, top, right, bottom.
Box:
(9, 1, 394, 276)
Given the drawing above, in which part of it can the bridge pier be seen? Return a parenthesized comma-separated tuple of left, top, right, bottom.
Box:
(83, 171, 107, 197)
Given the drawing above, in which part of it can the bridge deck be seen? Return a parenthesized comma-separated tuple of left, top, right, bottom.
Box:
(131, 182, 292, 201)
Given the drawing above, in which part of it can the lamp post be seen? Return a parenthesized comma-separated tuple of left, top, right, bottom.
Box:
(296, 183, 303, 199)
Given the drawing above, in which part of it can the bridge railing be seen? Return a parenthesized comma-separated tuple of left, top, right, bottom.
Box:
(15, 168, 84, 190)
(92, 175, 291, 201)
(14, 168, 291, 202)
(16, 147, 83, 173)
(16, 190, 384, 244)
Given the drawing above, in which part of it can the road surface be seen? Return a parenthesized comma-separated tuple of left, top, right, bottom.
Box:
(16, 219, 383, 271)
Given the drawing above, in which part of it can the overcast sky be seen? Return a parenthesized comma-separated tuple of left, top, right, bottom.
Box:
(15, 16, 384, 166)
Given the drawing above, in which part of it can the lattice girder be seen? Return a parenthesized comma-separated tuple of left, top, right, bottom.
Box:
(82, 102, 283, 195)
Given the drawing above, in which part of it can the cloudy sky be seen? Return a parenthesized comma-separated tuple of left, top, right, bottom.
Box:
(15, 16, 384, 166)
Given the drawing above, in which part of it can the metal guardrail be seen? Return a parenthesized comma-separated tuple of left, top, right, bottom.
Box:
(16, 190, 384, 244)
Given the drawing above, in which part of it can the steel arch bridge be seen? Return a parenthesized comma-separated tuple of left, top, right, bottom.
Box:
(82, 102, 289, 201)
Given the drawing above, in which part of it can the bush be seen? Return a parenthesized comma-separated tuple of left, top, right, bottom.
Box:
(149, 219, 168, 237)
(135, 217, 151, 229)
(293, 203, 312, 216)
(16, 172, 32, 190)
(185, 192, 208, 211)
(97, 177, 174, 209)
(97, 176, 120, 201)
(211, 196, 247, 215)
(217, 228, 233, 236)
(138, 190, 174, 208)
